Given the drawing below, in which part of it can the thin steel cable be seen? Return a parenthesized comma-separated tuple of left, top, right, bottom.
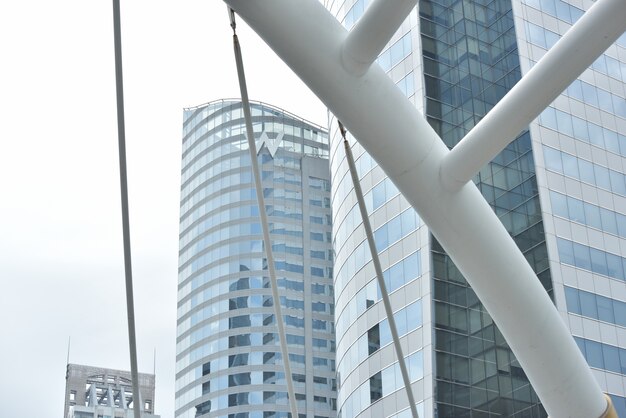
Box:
(229, 9, 299, 418)
(339, 121, 419, 418)
(112, 1, 141, 417)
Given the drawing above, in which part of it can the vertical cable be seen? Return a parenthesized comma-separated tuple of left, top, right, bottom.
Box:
(112, 1, 142, 417)
(229, 9, 299, 418)
(339, 121, 419, 418)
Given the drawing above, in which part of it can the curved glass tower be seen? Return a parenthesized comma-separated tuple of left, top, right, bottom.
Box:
(175, 100, 336, 418)
(324, 0, 626, 417)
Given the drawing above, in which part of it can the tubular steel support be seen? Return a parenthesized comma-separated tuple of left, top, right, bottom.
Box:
(223, 0, 617, 417)
(341, 0, 417, 75)
(229, 10, 300, 418)
(440, 0, 626, 191)
(112, 2, 142, 417)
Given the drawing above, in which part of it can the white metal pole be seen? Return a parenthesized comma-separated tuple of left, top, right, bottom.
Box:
(112, 1, 142, 417)
(229, 11, 300, 418)
(222, 1, 613, 417)
(342, 0, 417, 75)
(440, 0, 626, 191)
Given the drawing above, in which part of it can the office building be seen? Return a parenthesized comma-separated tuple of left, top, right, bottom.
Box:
(324, 0, 626, 417)
(175, 100, 336, 418)
(63, 363, 158, 418)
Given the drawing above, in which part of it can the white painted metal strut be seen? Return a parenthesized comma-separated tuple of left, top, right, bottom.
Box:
(223, 0, 623, 417)
(342, 0, 418, 75)
(440, 0, 626, 191)
(112, 2, 142, 417)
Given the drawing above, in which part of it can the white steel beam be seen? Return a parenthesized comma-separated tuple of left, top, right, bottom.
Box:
(342, 0, 418, 75)
(440, 0, 626, 191)
(223, 1, 615, 417)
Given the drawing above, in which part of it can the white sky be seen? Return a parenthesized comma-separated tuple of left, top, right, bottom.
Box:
(0, 2, 326, 417)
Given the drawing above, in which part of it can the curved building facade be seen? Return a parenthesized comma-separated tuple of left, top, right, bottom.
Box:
(175, 100, 336, 418)
(324, 0, 626, 417)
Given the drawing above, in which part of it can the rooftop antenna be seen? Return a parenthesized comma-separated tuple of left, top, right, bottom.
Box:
(66, 336, 71, 365)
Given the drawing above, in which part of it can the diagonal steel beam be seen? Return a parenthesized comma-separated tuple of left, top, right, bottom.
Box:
(223, 1, 618, 417)
(342, 0, 417, 75)
(440, 0, 626, 191)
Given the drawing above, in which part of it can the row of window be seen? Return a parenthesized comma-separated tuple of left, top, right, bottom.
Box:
(186, 370, 335, 396)
(377, 32, 413, 73)
(176, 351, 335, 392)
(564, 286, 626, 328)
(339, 350, 424, 418)
(179, 206, 314, 266)
(574, 336, 626, 376)
(186, 312, 330, 346)
(566, 79, 626, 119)
(180, 232, 261, 268)
(181, 170, 251, 220)
(177, 331, 336, 374)
(331, 143, 375, 215)
(335, 208, 420, 299)
(337, 299, 422, 383)
(182, 153, 250, 200)
(181, 171, 307, 228)
(178, 390, 310, 416)
(333, 176, 396, 254)
(341, 0, 369, 30)
(539, 107, 626, 159)
(182, 247, 308, 286)
(524, 0, 626, 48)
(180, 204, 257, 249)
(525, 21, 560, 51)
(557, 237, 626, 282)
(182, 106, 327, 166)
(543, 146, 626, 197)
(397, 71, 416, 98)
(182, 149, 305, 202)
(524, 0, 583, 25)
(550, 191, 626, 238)
(336, 251, 421, 340)
(178, 256, 330, 312)
(180, 188, 256, 243)
(179, 276, 317, 319)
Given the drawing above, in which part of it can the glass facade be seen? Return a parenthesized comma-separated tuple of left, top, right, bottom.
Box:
(325, 0, 626, 417)
(327, 2, 432, 417)
(176, 100, 336, 418)
(519, 0, 626, 409)
(419, 0, 550, 415)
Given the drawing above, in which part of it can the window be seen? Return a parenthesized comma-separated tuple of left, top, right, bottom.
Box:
(370, 372, 382, 402)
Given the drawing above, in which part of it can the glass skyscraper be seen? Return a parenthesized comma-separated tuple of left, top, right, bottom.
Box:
(175, 100, 336, 418)
(324, 0, 626, 417)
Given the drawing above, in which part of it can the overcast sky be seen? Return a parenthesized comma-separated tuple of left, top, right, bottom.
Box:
(0, 2, 326, 417)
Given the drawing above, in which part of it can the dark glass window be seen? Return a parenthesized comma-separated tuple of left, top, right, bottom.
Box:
(564, 287, 581, 314)
(229, 354, 248, 367)
(229, 372, 251, 387)
(369, 372, 382, 402)
(368, 325, 380, 355)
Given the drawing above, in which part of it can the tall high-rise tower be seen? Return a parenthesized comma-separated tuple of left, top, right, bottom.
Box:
(323, 1, 626, 417)
(175, 100, 336, 418)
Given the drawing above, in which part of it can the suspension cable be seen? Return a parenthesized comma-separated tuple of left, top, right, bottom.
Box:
(339, 121, 419, 418)
(229, 9, 299, 418)
(112, 1, 141, 417)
